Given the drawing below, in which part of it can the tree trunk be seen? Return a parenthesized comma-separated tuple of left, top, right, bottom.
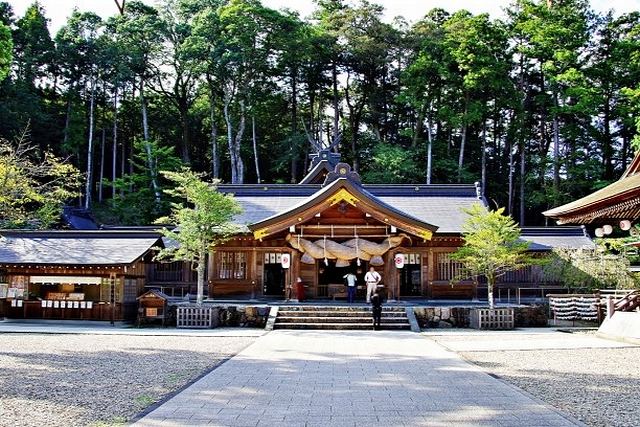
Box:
(232, 99, 246, 184)
(426, 103, 433, 185)
(196, 247, 206, 305)
(252, 115, 261, 184)
(179, 106, 191, 164)
(140, 79, 161, 205)
(210, 95, 219, 179)
(458, 93, 469, 183)
(112, 85, 118, 203)
(552, 91, 560, 203)
(622, 132, 629, 172)
(98, 128, 105, 203)
(603, 92, 613, 180)
(84, 75, 96, 210)
(487, 274, 495, 309)
(520, 139, 526, 226)
(223, 92, 236, 183)
(291, 71, 298, 183)
(332, 61, 339, 140)
(481, 119, 487, 197)
(508, 136, 514, 216)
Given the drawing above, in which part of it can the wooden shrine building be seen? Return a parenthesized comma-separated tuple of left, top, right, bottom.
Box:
(209, 162, 593, 300)
(0, 230, 162, 321)
(544, 152, 640, 225)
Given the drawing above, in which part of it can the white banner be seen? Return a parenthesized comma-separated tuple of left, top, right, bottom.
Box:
(281, 253, 291, 269)
(29, 276, 103, 285)
(394, 253, 405, 269)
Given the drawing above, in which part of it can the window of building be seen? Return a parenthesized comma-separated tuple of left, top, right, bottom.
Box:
(218, 251, 247, 280)
(436, 252, 465, 281)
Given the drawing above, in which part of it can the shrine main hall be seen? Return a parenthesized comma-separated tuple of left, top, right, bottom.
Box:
(208, 159, 591, 301)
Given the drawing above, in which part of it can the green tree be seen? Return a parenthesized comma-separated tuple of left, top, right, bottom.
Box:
(95, 138, 184, 225)
(0, 132, 81, 229)
(361, 143, 420, 184)
(155, 169, 242, 304)
(12, 2, 54, 85)
(0, 21, 11, 81)
(451, 204, 531, 308)
(544, 246, 637, 291)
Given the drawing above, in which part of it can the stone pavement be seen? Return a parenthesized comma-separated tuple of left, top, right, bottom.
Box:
(0, 319, 265, 337)
(132, 330, 583, 427)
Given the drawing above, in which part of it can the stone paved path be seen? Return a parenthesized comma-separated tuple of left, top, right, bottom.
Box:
(132, 330, 582, 427)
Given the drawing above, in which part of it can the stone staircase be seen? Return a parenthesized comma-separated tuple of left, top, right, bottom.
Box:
(273, 305, 411, 330)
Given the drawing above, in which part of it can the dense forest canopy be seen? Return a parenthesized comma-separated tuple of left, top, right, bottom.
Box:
(1, 0, 639, 226)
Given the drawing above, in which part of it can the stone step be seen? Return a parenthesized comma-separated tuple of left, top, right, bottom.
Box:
(277, 310, 407, 318)
(278, 305, 406, 312)
(275, 316, 409, 324)
(273, 305, 411, 331)
(273, 322, 411, 330)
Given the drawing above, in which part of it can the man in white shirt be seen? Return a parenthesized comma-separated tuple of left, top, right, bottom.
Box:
(364, 266, 381, 303)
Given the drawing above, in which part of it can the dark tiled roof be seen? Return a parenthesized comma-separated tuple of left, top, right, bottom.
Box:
(62, 207, 99, 230)
(519, 227, 594, 251)
(218, 183, 483, 234)
(0, 230, 163, 265)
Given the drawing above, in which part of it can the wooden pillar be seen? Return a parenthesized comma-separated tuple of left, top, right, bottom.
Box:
(426, 249, 434, 300)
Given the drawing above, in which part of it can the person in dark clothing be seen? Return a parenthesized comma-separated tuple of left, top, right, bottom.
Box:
(371, 291, 382, 330)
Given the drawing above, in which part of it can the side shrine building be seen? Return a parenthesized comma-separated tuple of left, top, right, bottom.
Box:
(208, 161, 593, 301)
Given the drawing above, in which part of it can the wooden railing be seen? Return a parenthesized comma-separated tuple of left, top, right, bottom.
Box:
(592, 289, 640, 319)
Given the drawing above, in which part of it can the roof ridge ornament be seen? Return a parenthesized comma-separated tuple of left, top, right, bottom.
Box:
(323, 162, 362, 186)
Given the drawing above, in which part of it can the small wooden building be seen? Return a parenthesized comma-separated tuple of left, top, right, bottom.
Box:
(0, 230, 163, 321)
(137, 289, 173, 326)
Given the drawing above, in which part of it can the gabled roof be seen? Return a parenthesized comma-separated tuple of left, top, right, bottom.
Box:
(218, 182, 484, 234)
(519, 226, 594, 251)
(0, 230, 163, 266)
(544, 152, 640, 224)
(246, 178, 439, 241)
(299, 160, 334, 184)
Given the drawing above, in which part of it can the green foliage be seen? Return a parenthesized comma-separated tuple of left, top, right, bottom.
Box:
(0, 21, 11, 81)
(361, 143, 421, 183)
(544, 246, 637, 291)
(154, 168, 242, 303)
(94, 138, 184, 225)
(451, 203, 532, 307)
(0, 0, 638, 225)
(0, 132, 81, 229)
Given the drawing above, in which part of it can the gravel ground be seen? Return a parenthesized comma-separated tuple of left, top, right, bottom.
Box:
(0, 333, 256, 427)
(431, 333, 640, 427)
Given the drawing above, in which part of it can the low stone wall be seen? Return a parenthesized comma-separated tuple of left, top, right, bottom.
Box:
(413, 307, 471, 328)
(414, 305, 548, 329)
(167, 304, 271, 328)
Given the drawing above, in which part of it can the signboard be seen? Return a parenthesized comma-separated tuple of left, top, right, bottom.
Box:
(394, 253, 405, 269)
(281, 253, 291, 269)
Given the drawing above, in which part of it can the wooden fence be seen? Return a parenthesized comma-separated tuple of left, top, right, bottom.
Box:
(176, 306, 214, 328)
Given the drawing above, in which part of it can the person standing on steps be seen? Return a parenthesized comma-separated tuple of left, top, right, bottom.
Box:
(364, 266, 381, 303)
(343, 271, 357, 303)
(371, 291, 382, 330)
